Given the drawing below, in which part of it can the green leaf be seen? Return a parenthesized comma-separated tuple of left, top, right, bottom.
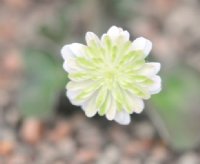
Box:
(149, 64, 200, 150)
(19, 49, 67, 118)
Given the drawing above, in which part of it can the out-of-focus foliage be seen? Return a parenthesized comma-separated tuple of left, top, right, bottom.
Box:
(101, 0, 137, 21)
(19, 49, 66, 118)
(150, 65, 200, 150)
(38, 9, 71, 44)
(19, 9, 71, 118)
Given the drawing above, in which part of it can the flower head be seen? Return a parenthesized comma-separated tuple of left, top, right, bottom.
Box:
(61, 26, 161, 125)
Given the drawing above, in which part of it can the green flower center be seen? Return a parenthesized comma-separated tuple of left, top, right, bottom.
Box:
(103, 68, 118, 89)
(105, 69, 115, 80)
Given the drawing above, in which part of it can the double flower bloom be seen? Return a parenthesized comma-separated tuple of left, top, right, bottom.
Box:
(61, 26, 161, 125)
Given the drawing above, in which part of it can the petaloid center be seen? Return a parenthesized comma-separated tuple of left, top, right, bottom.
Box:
(102, 65, 120, 89)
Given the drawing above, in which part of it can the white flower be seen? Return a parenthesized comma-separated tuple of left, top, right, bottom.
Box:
(61, 26, 161, 125)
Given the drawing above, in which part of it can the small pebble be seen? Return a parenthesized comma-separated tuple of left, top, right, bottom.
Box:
(177, 152, 199, 164)
(20, 118, 43, 144)
(0, 140, 15, 156)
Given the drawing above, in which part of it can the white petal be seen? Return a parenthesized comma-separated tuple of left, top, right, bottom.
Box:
(106, 98, 117, 120)
(138, 62, 161, 76)
(61, 44, 90, 73)
(106, 26, 130, 42)
(101, 33, 109, 45)
(61, 44, 75, 60)
(114, 110, 131, 125)
(132, 37, 152, 57)
(61, 43, 86, 73)
(149, 75, 162, 94)
(66, 81, 93, 106)
(107, 26, 123, 37)
(125, 92, 145, 114)
(82, 96, 98, 117)
(61, 43, 86, 59)
(63, 60, 82, 73)
(85, 32, 100, 46)
(67, 82, 100, 106)
(66, 81, 92, 91)
(120, 30, 130, 42)
(66, 90, 83, 106)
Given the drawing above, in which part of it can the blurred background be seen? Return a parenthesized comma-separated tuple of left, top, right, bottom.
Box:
(1, 0, 200, 163)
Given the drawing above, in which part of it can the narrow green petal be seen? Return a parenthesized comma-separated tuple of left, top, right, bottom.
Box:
(76, 82, 101, 101)
(119, 50, 144, 65)
(129, 85, 150, 99)
(113, 41, 132, 63)
(111, 46, 117, 61)
(76, 57, 93, 69)
(120, 60, 145, 74)
(124, 91, 144, 114)
(104, 35, 112, 51)
(111, 84, 125, 111)
(95, 87, 108, 108)
(121, 80, 150, 99)
(129, 75, 154, 85)
(131, 60, 145, 70)
(67, 80, 92, 91)
(98, 93, 111, 116)
(68, 72, 90, 81)
(118, 41, 132, 54)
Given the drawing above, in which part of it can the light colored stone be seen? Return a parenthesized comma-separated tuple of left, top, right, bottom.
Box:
(178, 152, 199, 164)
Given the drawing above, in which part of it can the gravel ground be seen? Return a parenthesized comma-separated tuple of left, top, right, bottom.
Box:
(0, 113, 200, 164)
